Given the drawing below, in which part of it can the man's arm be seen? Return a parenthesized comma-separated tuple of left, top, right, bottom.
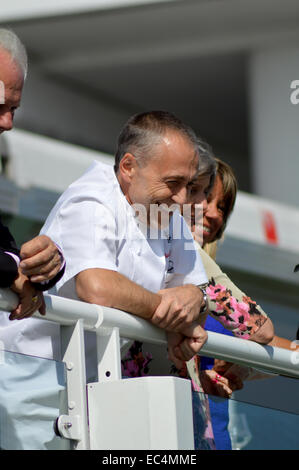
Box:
(76, 268, 207, 363)
(76, 268, 161, 319)
(0, 221, 45, 318)
(76, 269, 204, 328)
(0, 222, 64, 288)
(0, 219, 20, 286)
(0, 253, 46, 319)
(0, 232, 63, 319)
(0, 249, 19, 287)
(0, 219, 19, 254)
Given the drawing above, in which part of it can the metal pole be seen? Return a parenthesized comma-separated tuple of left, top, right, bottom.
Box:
(199, 331, 299, 378)
(0, 288, 298, 379)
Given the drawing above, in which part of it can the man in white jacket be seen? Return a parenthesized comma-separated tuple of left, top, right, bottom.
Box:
(42, 110, 210, 366)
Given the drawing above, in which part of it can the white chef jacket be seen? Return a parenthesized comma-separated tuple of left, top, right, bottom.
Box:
(42, 160, 207, 299)
(0, 161, 208, 377)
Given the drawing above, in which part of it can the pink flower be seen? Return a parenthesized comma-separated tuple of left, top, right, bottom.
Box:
(206, 283, 227, 300)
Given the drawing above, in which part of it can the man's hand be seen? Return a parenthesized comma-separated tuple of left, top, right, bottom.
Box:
(19, 235, 62, 283)
(167, 323, 208, 369)
(10, 269, 45, 320)
(151, 284, 204, 332)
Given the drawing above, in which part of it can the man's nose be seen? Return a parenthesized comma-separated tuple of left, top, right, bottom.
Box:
(0, 111, 14, 131)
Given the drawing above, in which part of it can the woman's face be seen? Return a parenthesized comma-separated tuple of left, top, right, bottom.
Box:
(188, 174, 211, 235)
(202, 175, 225, 245)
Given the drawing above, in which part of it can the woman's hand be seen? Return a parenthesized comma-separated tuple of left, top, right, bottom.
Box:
(199, 370, 233, 398)
(200, 368, 243, 398)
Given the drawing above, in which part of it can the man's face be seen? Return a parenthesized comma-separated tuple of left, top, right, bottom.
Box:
(119, 130, 199, 226)
(0, 48, 23, 134)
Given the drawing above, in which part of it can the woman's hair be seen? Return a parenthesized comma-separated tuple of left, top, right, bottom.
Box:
(196, 140, 217, 194)
(215, 157, 237, 240)
(204, 158, 237, 259)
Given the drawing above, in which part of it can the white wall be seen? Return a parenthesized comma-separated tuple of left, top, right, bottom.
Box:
(249, 46, 299, 208)
(4, 128, 113, 193)
(14, 66, 130, 154)
(0, 0, 176, 22)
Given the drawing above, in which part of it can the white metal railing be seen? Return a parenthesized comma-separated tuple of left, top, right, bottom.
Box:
(0, 287, 298, 450)
(1, 288, 299, 378)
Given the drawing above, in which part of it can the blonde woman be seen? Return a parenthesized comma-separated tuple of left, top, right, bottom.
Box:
(189, 158, 299, 449)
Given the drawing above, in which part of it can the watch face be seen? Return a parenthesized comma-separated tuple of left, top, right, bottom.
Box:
(198, 286, 207, 314)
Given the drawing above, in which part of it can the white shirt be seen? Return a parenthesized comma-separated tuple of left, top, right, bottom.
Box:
(0, 161, 207, 375)
(43, 160, 207, 299)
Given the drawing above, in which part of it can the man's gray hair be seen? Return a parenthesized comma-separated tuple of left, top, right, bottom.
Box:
(114, 110, 200, 173)
(114, 110, 216, 192)
(0, 28, 28, 79)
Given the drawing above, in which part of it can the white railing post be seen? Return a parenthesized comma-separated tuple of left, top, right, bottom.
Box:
(96, 327, 122, 383)
(57, 319, 90, 449)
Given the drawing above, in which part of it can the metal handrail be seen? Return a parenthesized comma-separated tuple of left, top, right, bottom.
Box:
(0, 288, 298, 379)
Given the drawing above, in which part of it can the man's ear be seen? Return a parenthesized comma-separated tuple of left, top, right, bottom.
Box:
(118, 153, 137, 182)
